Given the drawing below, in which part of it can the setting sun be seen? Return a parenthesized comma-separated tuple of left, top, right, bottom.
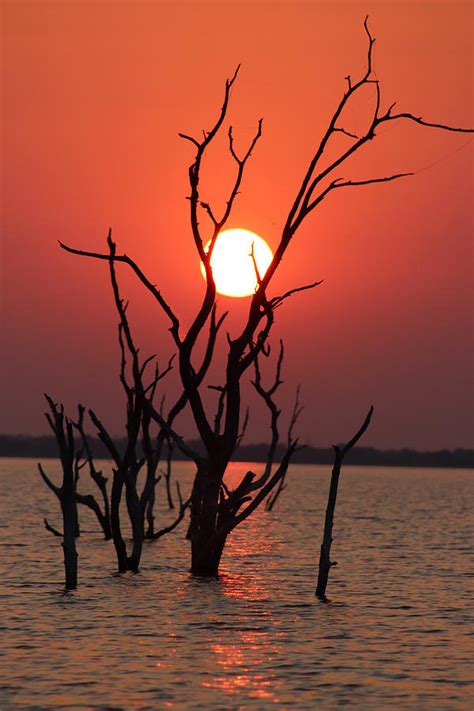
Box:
(201, 228, 273, 297)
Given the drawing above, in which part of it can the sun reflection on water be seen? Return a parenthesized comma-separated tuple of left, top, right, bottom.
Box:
(195, 510, 286, 703)
(202, 630, 282, 703)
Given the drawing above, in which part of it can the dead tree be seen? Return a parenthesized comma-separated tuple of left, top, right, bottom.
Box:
(38, 396, 79, 589)
(87, 235, 188, 572)
(44, 233, 190, 577)
(42, 402, 113, 542)
(316, 406, 374, 600)
(59, 18, 473, 577)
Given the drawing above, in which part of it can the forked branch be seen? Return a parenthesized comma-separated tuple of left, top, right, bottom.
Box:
(59, 230, 180, 346)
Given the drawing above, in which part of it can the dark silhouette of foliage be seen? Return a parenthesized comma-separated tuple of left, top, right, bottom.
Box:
(5, 436, 470, 468)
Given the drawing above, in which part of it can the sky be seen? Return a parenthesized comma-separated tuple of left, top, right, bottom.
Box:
(1, 0, 473, 450)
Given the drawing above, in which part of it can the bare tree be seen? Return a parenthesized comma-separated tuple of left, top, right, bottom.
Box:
(39, 396, 79, 589)
(85, 235, 189, 572)
(57, 18, 472, 578)
(316, 406, 374, 600)
(42, 234, 192, 579)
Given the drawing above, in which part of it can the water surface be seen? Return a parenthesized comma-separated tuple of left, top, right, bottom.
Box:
(1, 459, 473, 709)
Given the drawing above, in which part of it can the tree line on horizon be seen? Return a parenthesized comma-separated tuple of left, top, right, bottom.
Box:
(2, 435, 473, 468)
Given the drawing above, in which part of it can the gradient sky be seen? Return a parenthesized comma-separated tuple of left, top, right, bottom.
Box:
(2, 0, 473, 449)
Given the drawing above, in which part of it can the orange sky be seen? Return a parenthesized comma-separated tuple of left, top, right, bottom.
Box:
(2, 0, 473, 449)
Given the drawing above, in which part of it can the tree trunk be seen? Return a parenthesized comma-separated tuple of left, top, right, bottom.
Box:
(110, 469, 144, 573)
(191, 535, 226, 577)
(189, 466, 225, 577)
(126, 480, 143, 572)
(316, 407, 373, 599)
(97, 479, 112, 539)
(315, 449, 342, 599)
(145, 485, 156, 538)
(61, 477, 78, 589)
(110, 473, 129, 573)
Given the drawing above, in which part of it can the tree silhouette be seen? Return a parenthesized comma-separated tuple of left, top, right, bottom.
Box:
(38, 396, 79, 589)
(51, 17, 472, 579)
(316, 406, 374, 600)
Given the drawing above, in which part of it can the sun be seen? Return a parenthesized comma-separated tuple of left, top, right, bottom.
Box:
(201, 228, 273, 297)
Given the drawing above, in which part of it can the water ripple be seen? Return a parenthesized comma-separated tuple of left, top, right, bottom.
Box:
(0, 459, 473, 709)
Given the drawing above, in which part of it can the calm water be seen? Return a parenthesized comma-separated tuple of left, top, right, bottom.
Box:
(0, 459, 473, 709)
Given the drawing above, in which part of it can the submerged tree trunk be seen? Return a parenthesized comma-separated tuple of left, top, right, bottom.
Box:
(189, 466, 226, 577)
(188, 442, 297, 577)
(191, 534, 226, 577)
(110, 472, 130, 573)
(316, 407, 373, 599)
(109, 465, 146, 573)
(61, 482, 78, 589)
(125, 479, 144, 572)
(145, 483, 156, 538)
(39, 396, 79, 590)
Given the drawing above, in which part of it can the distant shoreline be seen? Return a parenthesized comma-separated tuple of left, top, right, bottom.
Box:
(1, 435, 472, 468)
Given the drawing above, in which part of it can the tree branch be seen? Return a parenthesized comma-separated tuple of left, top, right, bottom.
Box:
(146, 401, 204, 465)
(230, 439, 298, 530)
(44, 518, 62, 537)
(248, 342, 283, 490)
(88, 409, 122, 468)
(59, 230, 180, 346)
(38, 463, 61, 498)
(271, 279, 323, 309)
(149, 486, 191, 540)
(382, 112, 474, 134)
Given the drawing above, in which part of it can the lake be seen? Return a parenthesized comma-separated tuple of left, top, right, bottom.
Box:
(1, 459, 473, 709)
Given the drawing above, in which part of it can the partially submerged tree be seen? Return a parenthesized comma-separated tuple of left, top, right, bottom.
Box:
(40, 237, 190, 579)
(53, 18, 472, 579)
(39, 396, 79, 589)
(79, 236, 189, 573)
(316, 406, 374, 600)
